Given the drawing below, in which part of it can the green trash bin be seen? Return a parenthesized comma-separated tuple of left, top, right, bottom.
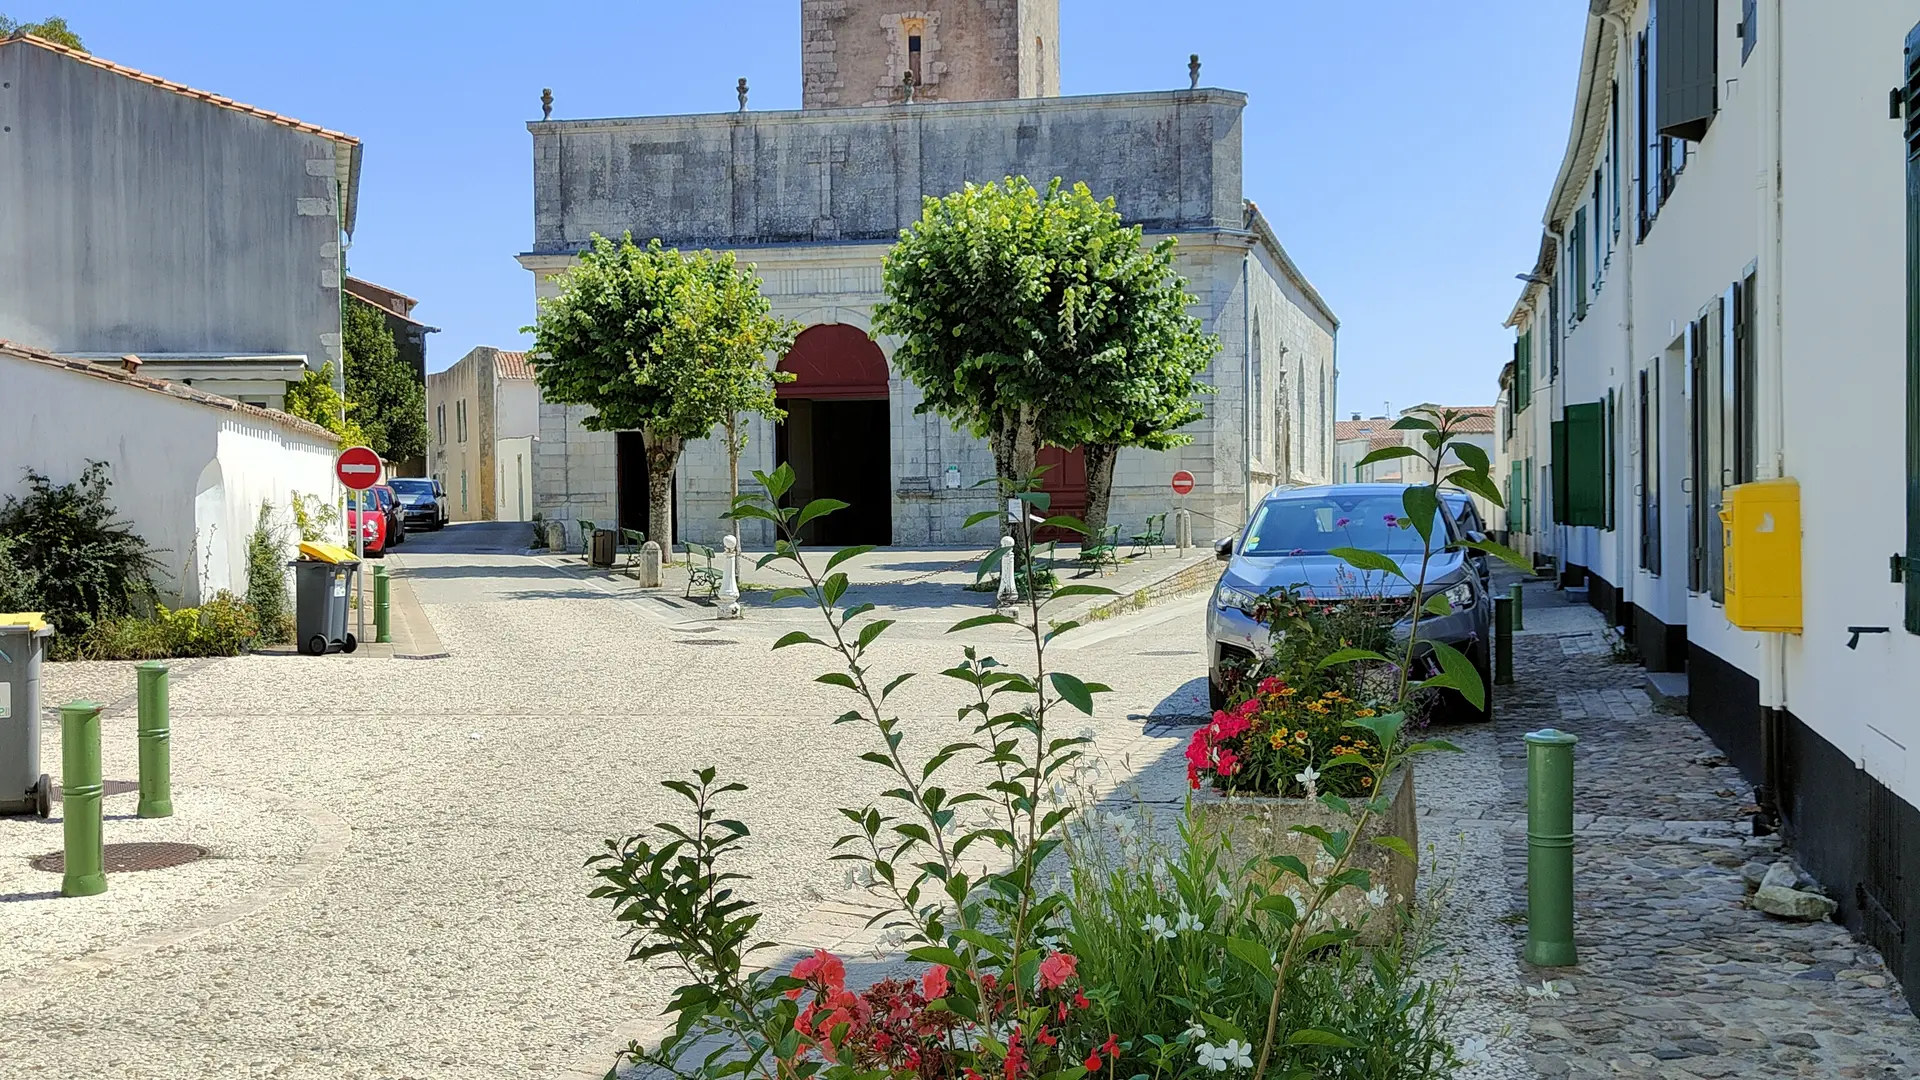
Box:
(0, 613, 57, 818)
(292, 543, 360, 656)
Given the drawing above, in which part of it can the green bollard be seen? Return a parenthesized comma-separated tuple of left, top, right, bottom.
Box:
(1494, 595, 1515, 686)
(59, 700, 106, 897)
(373, 564, 391, 645)
(136, 661, 172, 818)
(1524, 728, 1579, 967)
(1509, 582, 1525, 631)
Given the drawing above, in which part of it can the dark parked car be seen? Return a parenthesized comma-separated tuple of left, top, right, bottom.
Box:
(387, 477, 448, 531)
(1205, 483, 1494, 722)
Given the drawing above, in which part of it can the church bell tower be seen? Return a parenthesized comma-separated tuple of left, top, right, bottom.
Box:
(800, 0, 1060, 109)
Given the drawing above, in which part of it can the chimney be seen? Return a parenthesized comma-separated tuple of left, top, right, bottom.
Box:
(120, 354, 142, 375)
(1351, 412, 1360, 421)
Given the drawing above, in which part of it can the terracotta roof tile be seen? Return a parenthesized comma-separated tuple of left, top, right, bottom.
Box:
(0, 338, 336, 442)
(1335, 418, 1390, 442)
(0, 33, 358, 145)
(493, 351, 534, 380)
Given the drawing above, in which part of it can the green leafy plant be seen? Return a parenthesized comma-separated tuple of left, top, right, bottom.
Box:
(283, 364, 370, 449)
(343, 297, 429, 464)
(874, 176, 1218, 539)
(289, 490, 339, 544)
(526, 234, 799, 545)
(51, 590, 262, 660)
(0, 13, 83, 49)
(0, 463, 157, 635)
(245, 502, 293, 645)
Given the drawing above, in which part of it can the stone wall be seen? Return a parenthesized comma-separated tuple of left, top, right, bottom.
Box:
(528, 89, 1245, 252)
(800, 0, 1059, 109)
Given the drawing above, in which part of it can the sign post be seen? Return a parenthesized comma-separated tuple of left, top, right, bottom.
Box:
(335, 447, 383, 648)
(1171, 470, 1195, 552)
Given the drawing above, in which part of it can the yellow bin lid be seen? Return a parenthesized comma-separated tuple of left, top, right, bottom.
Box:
(0, 612, 49, 632)
(298, 541, 359, 564)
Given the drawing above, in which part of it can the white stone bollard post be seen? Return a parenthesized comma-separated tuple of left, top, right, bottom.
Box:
(719, 534, 743, 619)
(996, 535, 1018, 607)
(637, 541, 663, 588)
(1175, 508, 1193, 552)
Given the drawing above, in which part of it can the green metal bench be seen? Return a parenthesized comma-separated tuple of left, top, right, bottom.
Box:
(1076, 524, 1121, 574)
(686, 542, 722, 598)
(578, 519, 598, 558)
(620, 528, 646, 569)
(1130, 513, 1168, 557)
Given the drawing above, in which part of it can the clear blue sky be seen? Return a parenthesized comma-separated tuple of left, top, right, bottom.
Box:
(41, 1, 1586, 415)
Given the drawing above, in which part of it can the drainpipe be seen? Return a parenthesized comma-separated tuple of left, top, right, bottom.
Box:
(1753, 0, 1789, 830)
(1242, 251, 1253, 525)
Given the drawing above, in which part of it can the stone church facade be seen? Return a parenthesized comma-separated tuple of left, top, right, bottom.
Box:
(518, 0, 1337, 550)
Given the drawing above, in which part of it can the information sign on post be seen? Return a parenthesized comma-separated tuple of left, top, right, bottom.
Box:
(335, 447, 383, 648)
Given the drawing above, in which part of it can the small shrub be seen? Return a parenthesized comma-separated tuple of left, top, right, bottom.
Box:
(0, 535, 41, 613)
(290, 489, 339, 544)
(246, 503, 293, 645)
(51, 591, 262, 661)
(0, 463, 157, 634)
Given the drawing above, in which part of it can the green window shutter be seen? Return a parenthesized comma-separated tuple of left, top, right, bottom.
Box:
(1656, 0, 1717, 142)
(1605, 389, 1618, 531)
(1563, 402, 1607, 527)
(1519, 331, 1532, 413)
(1906, 21, 1920, 633)
(1509, 461, 1525, 533)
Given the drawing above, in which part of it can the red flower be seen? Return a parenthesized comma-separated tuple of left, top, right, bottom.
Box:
(1235, 696, 1260, 720)
(1038, 952, 1078, 989)
(1085, 1052, 1104, 1072)
(792, 949, 845, 993)
(1036, 1027, 1058, 1048)
(923, 963, 949, 999)
(1215, 747, 1241, 776)
(1258, 676, 1286, 696)
(1074, 991, 1091, 1010)
(1101, 1034, 1120, 1062)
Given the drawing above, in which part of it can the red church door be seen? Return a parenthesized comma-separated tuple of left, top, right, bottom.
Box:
(1034, 445, 1088, 541)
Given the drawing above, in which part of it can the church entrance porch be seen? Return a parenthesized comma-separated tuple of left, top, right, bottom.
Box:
(775, 324, 892, 546)
(617, 431, 679, 546)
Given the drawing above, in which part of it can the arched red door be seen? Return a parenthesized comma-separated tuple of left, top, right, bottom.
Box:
(1035, 445, 1088, 541)
(775, 325, 892, 545)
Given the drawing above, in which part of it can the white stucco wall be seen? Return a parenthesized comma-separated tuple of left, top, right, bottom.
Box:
(0, 353, 338, 606)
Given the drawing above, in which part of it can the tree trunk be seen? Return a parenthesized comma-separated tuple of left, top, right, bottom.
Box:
(1081, 442, 1119, 544)
(988, 407, 1041, 542)
(725, 414, 740, 503)
(643, 426, 683, 556)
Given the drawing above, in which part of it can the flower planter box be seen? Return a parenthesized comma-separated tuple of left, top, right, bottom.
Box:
(1188, 766, 1418, 942)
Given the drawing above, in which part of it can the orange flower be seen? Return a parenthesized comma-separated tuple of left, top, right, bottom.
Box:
(1360, 776, 1373, 787)
(1356, 708, 1377, 718)
(1338, 734, 1352, 742)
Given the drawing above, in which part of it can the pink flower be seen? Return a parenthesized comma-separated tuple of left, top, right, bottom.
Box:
(1038, 951, 1078, 989)
(1258, 676, 1286, 696)
(923, 964, 949, 999)
(1235, 696, 1260, 720)
(1382, 513, 1399, 525)
(792, 949, 845, 993)
(1215, 747, 1241, 776)
(1185, 729, 1213, 788)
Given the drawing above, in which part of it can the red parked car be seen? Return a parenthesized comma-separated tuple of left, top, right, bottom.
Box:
(345, 498, 389, 556)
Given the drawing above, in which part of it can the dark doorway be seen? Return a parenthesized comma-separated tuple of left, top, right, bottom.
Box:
(775, 325, 893, 546)
(775, 399, 891, 545)
(1034, 445, 1088, 542)
(617, 431, 678, 545)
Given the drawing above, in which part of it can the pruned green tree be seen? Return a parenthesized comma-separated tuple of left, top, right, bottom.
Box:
(526, 234, 797, 545)
(0, 14, 83, 49)
(875, 177, 1216, 540)
(342, 298, 427, 465)
(283, 362, 369, 448)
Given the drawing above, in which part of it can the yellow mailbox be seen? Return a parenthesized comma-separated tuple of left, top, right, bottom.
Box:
(1720, 478, 1802, 633)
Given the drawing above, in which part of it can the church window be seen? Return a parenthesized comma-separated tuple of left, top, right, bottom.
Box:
(908, 34, 922, 86)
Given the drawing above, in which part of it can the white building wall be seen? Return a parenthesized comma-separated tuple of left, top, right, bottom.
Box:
(0, 353, 338, 606)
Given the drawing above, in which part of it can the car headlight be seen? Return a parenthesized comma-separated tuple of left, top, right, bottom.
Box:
(1215, 585, 1264, 614)
(1433, 579, 1475, 612)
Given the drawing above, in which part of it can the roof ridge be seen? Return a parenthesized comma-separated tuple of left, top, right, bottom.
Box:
(1, 32, 359, 145)
(0, 338, 338, 442)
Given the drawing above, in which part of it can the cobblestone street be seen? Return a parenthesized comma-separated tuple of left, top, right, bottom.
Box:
(1430, 577, 1920, 1079)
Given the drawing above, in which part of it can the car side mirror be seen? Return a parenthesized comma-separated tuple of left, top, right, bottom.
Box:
(1214, 537, 1234, 561)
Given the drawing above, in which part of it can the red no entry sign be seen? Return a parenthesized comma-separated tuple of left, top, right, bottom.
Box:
(335, 446, 383, 491)
(1171, 470, 1195, 496)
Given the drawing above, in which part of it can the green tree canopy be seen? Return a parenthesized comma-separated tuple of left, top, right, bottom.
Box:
(525, 234, 797, 543)
(343, 297, 427, 466)
(874, 177, 1217, 539)
(282, 362, 368, 449)
(0, 14, 83, 49)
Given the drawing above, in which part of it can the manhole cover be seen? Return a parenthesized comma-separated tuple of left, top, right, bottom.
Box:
(30, 842, 207, 874)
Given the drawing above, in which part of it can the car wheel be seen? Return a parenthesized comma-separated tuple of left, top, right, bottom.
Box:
(1208, 678, 1227, 714)
(1451, 647, 1494, 723)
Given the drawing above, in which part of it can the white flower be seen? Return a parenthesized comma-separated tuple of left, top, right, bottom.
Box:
(1215, 881, 1232, 901)
(1294, 764, 1320, 797)
(1185, 1021, 1209, 1042)
(1456, 1037, 1491, 1065)
(1142, 914, 1176, 940)
(1525, 980, 1562, 1000)
(1194, 1043, 1229, 1072)
(1174, 907, 1203, 933)
(1222, 1040, 1253, 1069)
(1365, 885, 1389, 909)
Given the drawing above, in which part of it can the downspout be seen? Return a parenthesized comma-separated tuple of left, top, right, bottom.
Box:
(1754, 0, 1789, 830)
(1600, 4, 1634, 620)
(1242, 251, 1253, 525)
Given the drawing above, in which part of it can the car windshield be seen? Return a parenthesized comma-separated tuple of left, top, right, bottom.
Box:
(350, 490, 389, 510)
(1241, 492, 1447, 557)
(388, 479, 433, 498)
